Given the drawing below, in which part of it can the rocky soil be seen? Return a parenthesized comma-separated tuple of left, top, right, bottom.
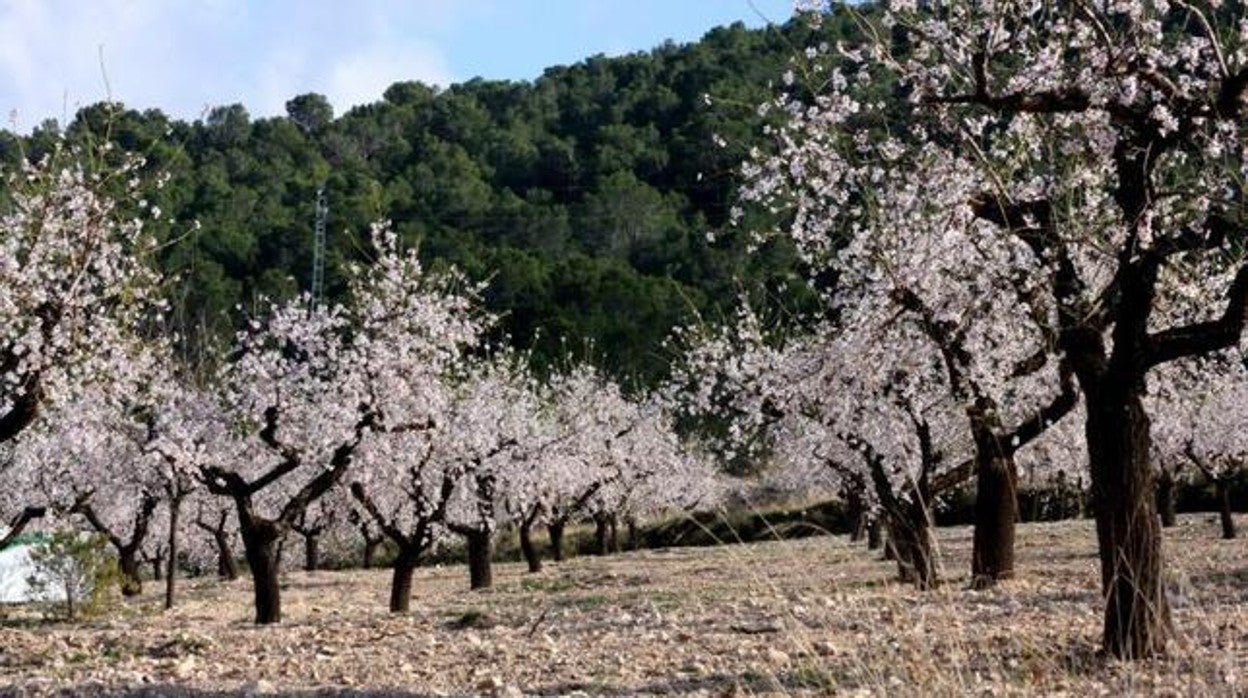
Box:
(0, 514, 1244, 696)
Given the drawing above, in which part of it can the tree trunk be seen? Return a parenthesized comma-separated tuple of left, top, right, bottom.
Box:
(519, 521, 541, 573)
(1156, 469, 1177, 528)
(608, 515, 620, 554)
(626, 518, 638, 551)
(886, 504, 937, 590)
(593, 516, 609, 556)
(548, 521, 566, 562)
(241, 523, 282, 624)
(847, 492, 866, 542)
(151, 557, 164, 581)
(466, 531, 493, 590)
(1086, 386, 1170, 659)
(215, 532, 240, 581)
(274, 538, 285, 572)
(866, 517, 882, 550)
(1216, 479, 1237, 540)
(390, 549, 419, 613)
(304, 534, 320, 572)
(971, 453, 1018, 588)
(165, 497, 181, 610)
(363, 539, 379, 569)
(118, 550, 143, 597)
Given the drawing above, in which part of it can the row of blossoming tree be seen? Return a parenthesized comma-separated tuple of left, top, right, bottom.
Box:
(0, 152, 721, 625)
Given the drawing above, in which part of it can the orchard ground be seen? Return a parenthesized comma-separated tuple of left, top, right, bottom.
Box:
(1, 514, 1243, 697)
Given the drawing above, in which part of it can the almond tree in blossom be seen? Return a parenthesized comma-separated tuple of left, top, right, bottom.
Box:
(192, 499, 240, 581)
(670, 309, 975, 588)
(351, 425, 456, 612)
(743, 1, 1248, 656)
(439, 358, 541, 590)
(202, 223, 485, 624)
(1, 156, 162, 548)
(1153, 354, 1247, 540)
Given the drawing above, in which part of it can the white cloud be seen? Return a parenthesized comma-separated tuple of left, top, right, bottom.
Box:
(0, 0, 462, 130)
(325, 42, 450, 115)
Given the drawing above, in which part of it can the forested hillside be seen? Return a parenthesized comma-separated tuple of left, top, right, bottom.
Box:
(0, 17, 856, 384)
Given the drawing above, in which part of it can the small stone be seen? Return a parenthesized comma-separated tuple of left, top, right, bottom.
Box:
(477, 676, 504, 692)
(765, 648, 791, 666)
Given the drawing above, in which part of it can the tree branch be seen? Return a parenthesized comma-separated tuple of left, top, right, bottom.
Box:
(1145, 263, 1248, 367)
(0, 506, 46, 549)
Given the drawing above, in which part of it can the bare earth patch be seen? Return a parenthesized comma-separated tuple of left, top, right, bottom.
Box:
(1, 514, 1244, 696)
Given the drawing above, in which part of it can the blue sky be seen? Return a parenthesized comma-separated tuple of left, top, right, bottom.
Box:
(0, 1, 794, 130)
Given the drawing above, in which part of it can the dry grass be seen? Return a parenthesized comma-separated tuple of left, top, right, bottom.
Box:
(0, 513, 1244, 696)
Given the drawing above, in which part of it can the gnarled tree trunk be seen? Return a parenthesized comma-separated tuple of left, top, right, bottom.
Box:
(215, 531, 239, 580)
(548, 521, 566, 562)
(118, 549, 143, 597)
(466, 530, 493, 590)
(593, 515, 610, 556)
(866, 517, 881, 550)
(846, 490, 867, 542)
(884, 503, 937, 590)
(1216, 479, 1237, 540)
(1156, 469, 1177, 528)
(1087, 384, 1170, 659)
(303, 534, 320, 572)
(971, 452, 1018, 588)
(519, 521, 541, 573)
(240, 522, 283, 625)
(607, 515, 620, 554)
(390, 548, 419, 613)
(165, 495, 182, 610)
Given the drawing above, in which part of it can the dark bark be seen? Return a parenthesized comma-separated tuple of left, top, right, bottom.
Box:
(626, 518, 638, 551)
(882, 504, 937, 589)
(195, 510, 239, 581)
(866, 517, 882, 550)
(881, 530, 897, 561)
(165, 496, 182, 610)
(1156, 469, 1177, 528)
(519, 521, 541, 573)
(0, 367, 43, 445)
(240, 521, 282, 625)
(363, 538, 379, 569)
(846, 491, 867, 542)
(303, 534, 320, 572)
(466, 530, 493, 590)
(390, 549, 419, 613)
(150, 555, 164, 581)
(548, 521, 566, 562)
(1216, 479, 1237, 540)
(608, 515, 620, 554)
(593, 516, 609, 556)
(118, 549, 143, 597)
(216, 532, 240, 580)
(971, 453, 1018, 588)
(1086, 384, 1170, 659)
(852, 426, 939, 589)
